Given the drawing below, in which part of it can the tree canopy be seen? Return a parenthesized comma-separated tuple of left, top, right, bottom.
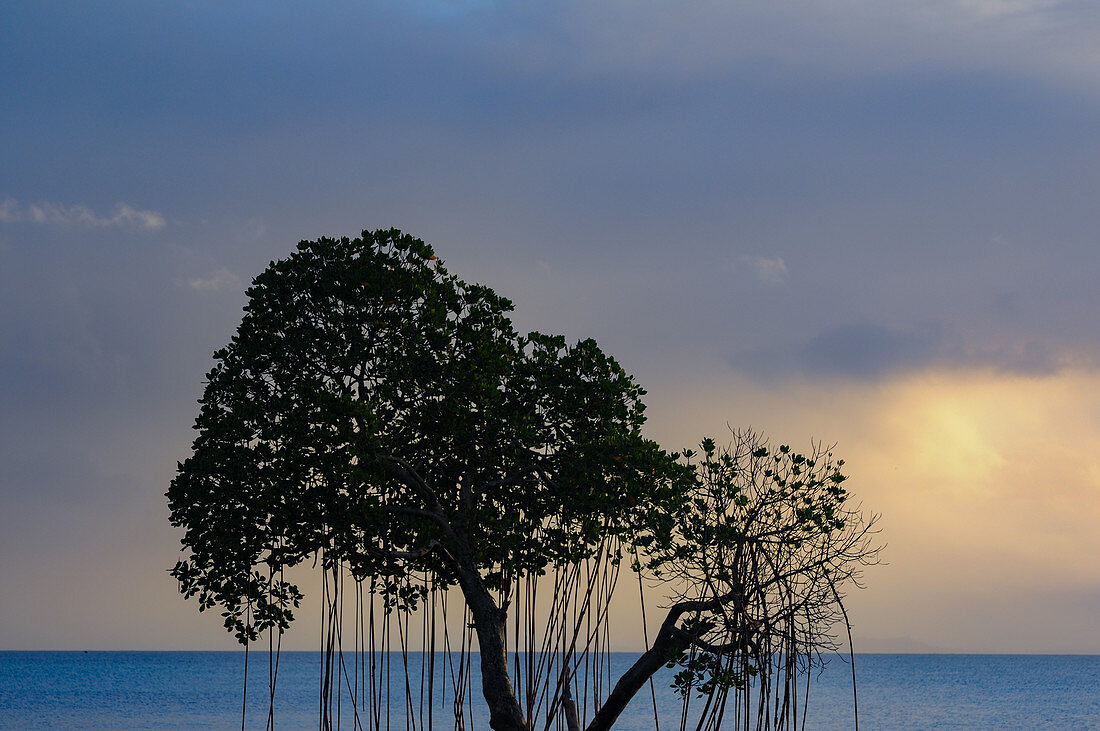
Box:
(168, 229, 879, 731)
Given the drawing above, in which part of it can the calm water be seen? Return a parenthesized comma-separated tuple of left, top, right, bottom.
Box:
(2, 652, 1099, 729)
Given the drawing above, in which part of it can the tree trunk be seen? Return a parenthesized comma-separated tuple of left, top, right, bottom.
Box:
(583, 613, 694, 731)
(455, 567, 528, 731)
(563, 669, 581, 731)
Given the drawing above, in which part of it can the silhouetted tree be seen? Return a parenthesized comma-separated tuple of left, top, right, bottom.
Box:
(589, 432, 879, 730)
(168, 229, 879, 731)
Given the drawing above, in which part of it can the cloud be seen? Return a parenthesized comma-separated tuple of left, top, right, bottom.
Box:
(647, 367, 1100, 653)
(733, 322, 1067, 379)
(0, 197, 165, 230)
(187, 267, 241, 293)
(0, 198, 19, 223)
(959, 0, 1060, 19)
(517, 0, 1093, 88)
(796, 322, 958, 378)
(740, 255, 788, 283)
(242, 218, 266, 240)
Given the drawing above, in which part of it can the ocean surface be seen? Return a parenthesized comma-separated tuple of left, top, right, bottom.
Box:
(2, 652, 1099, 729)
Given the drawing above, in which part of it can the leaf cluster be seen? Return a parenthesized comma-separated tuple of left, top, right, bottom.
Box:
(167, 229, 691, 641)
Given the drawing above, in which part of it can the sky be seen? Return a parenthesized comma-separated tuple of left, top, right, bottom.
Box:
(2, 0, 1099, 653)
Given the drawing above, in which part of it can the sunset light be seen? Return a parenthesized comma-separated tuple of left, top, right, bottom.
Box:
(4, 1, 1100, 727)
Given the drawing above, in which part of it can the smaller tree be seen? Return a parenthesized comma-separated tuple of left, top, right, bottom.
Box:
(588, 431, 880, 730)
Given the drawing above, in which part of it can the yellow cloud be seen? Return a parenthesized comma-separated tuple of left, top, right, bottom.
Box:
(644, 365, 1100, 651)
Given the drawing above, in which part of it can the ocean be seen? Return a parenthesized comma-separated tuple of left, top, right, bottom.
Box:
(2, 652, 1099, 729)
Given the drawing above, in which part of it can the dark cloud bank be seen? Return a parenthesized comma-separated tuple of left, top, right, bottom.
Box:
(732, 322, 1068, 380)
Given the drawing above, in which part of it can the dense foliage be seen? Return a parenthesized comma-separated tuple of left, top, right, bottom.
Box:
(168, 229, 688, 641)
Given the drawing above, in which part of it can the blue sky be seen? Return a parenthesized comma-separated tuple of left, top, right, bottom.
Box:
(2, 0, 1099, 651)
